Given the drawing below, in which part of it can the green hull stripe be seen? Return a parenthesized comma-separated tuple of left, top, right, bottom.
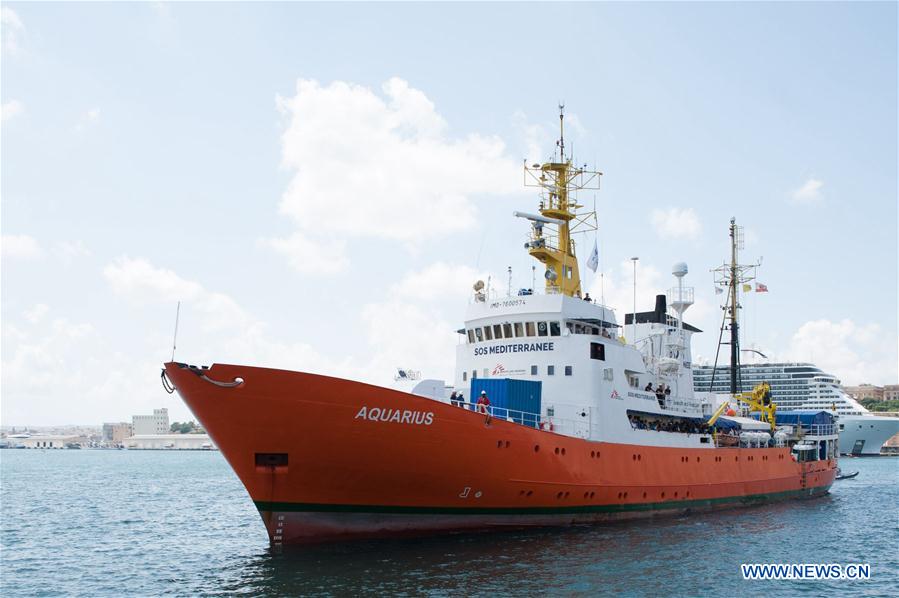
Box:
(254, 487, 828, 516)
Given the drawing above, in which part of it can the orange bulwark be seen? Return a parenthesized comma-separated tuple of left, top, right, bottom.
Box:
(164, 362, 837, 544)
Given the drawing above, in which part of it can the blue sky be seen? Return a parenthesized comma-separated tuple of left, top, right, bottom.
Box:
(2, 2, 896, 425)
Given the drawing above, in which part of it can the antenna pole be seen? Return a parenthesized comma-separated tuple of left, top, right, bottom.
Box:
(507, 266, 512, 297)
(170, 301, 181, 362)
(729, 220, 739, 394)
(558, 103, 565, 160)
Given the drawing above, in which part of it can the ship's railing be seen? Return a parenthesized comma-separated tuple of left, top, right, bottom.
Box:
(799, 423, 837, 437)
(455, 403, 591, 439)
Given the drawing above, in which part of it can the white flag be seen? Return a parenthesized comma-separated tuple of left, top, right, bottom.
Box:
(586, 240, 599, 272)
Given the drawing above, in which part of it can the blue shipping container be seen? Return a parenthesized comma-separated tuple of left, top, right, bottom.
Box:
(469, 378, 542, 427)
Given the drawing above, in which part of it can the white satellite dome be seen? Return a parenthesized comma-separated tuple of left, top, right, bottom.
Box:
(672, 262, 688, 277)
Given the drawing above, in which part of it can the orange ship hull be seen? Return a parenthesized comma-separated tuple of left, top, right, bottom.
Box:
(164, 362, 836, 544)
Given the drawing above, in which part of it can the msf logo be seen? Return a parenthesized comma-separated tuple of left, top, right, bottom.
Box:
(492, 364, 507, 376)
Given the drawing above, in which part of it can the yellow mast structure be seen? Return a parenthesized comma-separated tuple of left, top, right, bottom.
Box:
(520, 106, 600, 297)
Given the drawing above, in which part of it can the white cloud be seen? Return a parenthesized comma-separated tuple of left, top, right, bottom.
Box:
(103, 257, 249, 333)
(275, 77, 520, 249)
(75, 108, 101, 132)
(785, 318, 897, 385)
(650, 207, 702, 241)
(100, 257, 346, 377)
(2, 234, 43, 259)
(2, 99, 24, 122)
(55, 240, 92, 261)
(1, 7, 24, 55)
(358, 299, 459, 386)
(792, 178, 823, 203)
(258, 232, 348, 274)
(24, 303, 50, 324)
(389, 262, 485, 302)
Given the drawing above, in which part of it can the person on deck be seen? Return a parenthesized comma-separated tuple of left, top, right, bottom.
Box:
(645, 382, 654, 392)
(584, 293, 592, 302)
(476, 390, 492, 424)
(656, 384, 666, 407)
(450, 391, 459, 407)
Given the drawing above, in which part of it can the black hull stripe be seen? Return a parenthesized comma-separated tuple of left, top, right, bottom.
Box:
(254, 486, 830, 516)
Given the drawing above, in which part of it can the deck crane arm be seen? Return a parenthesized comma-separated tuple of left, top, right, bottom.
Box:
(706, 381, 777, 431)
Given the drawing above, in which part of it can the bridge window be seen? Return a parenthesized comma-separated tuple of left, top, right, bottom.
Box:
(547, 365, 555, 376)
(531, 365, 538, 375)
(537, 322, 548, 337)
(503, 323, 513, 338)
(514, 322, 524, 337)
(462, 371, 467, 382)
(590, 342, 606, 361)
(493, 324, 503, 339)
(526, 322, 536, 336)
(467, 330, 475, 343)
(550, 321, 561, 336)
(472, 370, 477, 379)
(484, 326, 493, 340)
(565, 366, 573, 376)
(475, 328, 483, 342)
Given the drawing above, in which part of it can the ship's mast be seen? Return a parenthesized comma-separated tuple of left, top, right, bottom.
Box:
(519, 106, 600, 297)
(728, 220, 740, 394)
(711, 218, 760, 395)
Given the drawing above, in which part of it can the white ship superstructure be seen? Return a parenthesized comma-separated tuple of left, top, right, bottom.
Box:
(693, 363, 899, 455)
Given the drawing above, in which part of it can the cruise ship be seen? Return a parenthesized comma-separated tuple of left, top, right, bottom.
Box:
(693, 363, 899, 455)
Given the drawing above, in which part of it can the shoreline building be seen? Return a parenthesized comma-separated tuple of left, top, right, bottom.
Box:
(843, 384, 885, 403)
(132, 408, 169, 435)
(102, 422, 133, 445)
(843, 384, 899, 403)
(123, 434, 216, 450)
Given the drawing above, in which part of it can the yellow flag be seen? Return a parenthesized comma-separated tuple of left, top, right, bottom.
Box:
(742, 283, 752, 292)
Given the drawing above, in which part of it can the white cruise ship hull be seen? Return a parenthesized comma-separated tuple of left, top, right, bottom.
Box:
(838, 415, 899, 455)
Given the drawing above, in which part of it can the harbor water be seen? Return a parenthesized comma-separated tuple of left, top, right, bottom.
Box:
(2, 449, 896, 596)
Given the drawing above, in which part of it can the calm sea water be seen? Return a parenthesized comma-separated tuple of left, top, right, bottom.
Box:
(1, 449, 897, 596)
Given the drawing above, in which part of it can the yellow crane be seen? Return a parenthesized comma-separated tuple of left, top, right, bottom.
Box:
(707, 381, 777, 430)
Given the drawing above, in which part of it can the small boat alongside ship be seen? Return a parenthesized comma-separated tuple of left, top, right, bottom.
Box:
(163, 108, 838, 544)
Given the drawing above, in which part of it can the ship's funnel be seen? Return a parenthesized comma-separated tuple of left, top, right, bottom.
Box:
(654, 294, 667, 320)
